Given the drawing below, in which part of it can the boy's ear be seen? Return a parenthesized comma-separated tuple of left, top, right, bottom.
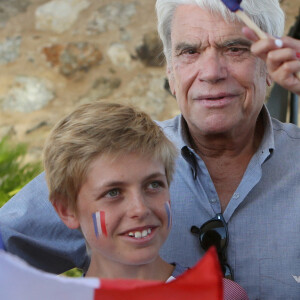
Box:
(53, 197, 80, 229)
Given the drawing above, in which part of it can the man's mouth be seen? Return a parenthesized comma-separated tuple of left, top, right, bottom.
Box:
(195, 93, 236, 101)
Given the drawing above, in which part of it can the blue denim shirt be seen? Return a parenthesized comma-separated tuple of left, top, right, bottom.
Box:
(1, 106, 300, 299)
(158, 106, 300, 299)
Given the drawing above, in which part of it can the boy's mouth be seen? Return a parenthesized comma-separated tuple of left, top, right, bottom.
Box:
(128, 228, 152, 239)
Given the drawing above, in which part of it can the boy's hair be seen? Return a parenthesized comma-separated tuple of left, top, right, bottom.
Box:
(44, 101, 177, 212)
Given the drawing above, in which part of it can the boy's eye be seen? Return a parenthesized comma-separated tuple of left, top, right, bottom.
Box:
(150, 182, 159, 189)
(105, 188, 120, 198)
(148, 181, 163, 190)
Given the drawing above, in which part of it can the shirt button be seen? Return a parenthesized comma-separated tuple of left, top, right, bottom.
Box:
(210, 198, 217, 203)
(232, 193, 240, 199)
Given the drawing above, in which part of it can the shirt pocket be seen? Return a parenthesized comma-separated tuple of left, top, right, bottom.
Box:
(259, 258, 300, 300)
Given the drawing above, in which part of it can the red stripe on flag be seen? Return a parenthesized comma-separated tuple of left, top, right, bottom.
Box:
(100, 211, 107, 237)
(94, 247, 223, 300)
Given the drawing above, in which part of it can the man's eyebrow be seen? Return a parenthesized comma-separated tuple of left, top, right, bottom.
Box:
(220, 38, 252, 48)
(174, 42, 201, 53)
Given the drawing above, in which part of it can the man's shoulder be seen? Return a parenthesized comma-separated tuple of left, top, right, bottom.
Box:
(272, 118, 300, 141)
(156, 115, 181, 129)
(156, 115, 181, 142)
(6, 172, 48, 203)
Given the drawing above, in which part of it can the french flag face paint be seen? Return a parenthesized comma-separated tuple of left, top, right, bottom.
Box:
(92, 211, 108, 238)
(165, 202, 172, 229)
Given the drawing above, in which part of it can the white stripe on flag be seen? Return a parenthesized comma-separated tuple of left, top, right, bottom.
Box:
(96, 211, 102, 236)
(0, 250, 100, 300)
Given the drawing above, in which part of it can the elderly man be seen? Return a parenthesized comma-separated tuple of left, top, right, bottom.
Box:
(1, 1, 299, 299)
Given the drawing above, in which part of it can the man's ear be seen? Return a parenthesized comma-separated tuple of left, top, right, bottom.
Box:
(53, 197, 80, 229)
(167, 66, 176, 96)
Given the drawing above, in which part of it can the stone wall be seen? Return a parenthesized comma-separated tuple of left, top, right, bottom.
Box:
(0, 0, 298, 162)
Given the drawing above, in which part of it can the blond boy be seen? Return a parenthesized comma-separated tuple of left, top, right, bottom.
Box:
(43, 101, 179, 280)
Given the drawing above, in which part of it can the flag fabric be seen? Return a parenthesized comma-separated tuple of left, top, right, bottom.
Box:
(0, 247, 223, 300)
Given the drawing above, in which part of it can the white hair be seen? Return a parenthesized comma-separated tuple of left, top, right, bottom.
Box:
(156, 0, 285, 63)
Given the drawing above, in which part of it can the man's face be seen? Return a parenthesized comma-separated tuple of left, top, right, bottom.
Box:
(76, 152, 171, 269)
(168, 5, 269, 138)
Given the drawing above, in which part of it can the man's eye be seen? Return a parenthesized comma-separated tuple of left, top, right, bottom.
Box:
(182, 48, 197, 55)
(230, 47, 241, 52)
(227, 47, 249, 53)
(105, 189, 120, 198)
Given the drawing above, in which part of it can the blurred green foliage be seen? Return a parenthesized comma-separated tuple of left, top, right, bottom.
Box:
(0, 136, 42, 207)
(0, 136, 84, 278)
(62, 268, 84, 277)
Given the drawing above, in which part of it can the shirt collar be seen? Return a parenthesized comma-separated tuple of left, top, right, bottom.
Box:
(178, 105, 274, 150)
(257, 104, 275, 155)
(177, 104, 275, 169)
(176, 115, 192, 150)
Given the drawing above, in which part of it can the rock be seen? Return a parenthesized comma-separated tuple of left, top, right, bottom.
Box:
(0, 37, 22, 65)
(86, 2, 136, 34)
(114, 74, 168, 119)
(0, 0, 30, 28)
(136, 31, 165, 67)
(79, 77, 121, 104)
(35, 0, 90, 34)
(107, 43, 132, 68)
(59, 42, 103, 76)
(26, 121, 48, 134)
(2, 76, 54, 113)
(42, 44, 64, 67)
(0, 126, 16, 140)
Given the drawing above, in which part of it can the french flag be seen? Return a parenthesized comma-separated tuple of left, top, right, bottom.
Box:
(92, 211, 107, 237)
(0, 247, 224, 300)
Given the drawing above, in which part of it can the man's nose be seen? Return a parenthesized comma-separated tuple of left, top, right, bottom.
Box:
(197, 50, 227, 83)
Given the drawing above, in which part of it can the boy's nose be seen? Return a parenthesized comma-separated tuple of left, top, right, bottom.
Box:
(127, 193, 150, 219)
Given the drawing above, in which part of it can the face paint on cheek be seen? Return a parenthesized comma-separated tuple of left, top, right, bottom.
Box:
(92, 211, 108, 238)
(165, 202, 172, 229)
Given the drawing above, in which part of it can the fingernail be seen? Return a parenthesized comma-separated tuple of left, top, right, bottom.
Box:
(296, 52, 300, 59)
(274, 39, 283, 48)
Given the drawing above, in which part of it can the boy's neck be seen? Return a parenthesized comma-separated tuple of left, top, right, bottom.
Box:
(85, 255, 174, 281)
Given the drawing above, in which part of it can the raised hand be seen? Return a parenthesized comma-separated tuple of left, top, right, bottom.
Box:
(243, 27, 300, 95)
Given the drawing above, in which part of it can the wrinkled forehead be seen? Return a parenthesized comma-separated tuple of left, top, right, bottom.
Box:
(171, 4, 244, 46)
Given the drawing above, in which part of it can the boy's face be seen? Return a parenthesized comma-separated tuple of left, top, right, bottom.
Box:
(76, 152, 171, 268)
